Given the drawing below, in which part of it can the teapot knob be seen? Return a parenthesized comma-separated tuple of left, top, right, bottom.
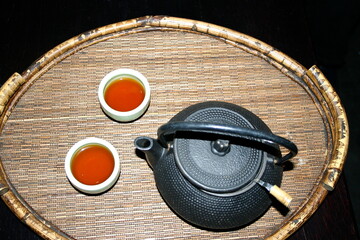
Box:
(211, 139, 231, 156)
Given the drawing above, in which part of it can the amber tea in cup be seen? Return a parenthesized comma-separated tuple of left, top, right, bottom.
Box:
(104, 76, 145, 112)
(98, 69, 151, 122)
(71, 144, 114, 185)
(65, 138, 120, 194)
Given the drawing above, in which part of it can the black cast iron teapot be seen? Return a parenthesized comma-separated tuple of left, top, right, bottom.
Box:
(134, 101, 297, 230)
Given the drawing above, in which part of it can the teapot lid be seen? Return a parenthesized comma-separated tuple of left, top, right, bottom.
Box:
(171, 102, 273, 194)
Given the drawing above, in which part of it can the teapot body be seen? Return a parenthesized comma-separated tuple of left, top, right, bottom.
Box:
(134, 101, 297, 230)
(153, 146, 282, 229)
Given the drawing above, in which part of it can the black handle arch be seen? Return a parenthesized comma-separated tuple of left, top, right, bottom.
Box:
(157, 121, 298, 164)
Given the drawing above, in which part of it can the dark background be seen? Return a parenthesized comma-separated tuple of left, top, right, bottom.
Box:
(0, 0, 359, 239)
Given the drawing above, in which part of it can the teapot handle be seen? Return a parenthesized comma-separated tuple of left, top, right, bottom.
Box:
(157, 121, 298, 164)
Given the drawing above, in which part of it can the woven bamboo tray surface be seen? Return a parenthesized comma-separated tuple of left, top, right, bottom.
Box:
(0, 17, 348, 239)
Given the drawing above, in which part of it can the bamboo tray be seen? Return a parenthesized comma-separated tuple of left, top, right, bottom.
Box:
(0, 16, 348, 239)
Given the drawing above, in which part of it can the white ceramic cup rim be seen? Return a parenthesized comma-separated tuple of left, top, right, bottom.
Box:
(65, 137, 120, 194)
(98, 69, 150, 122)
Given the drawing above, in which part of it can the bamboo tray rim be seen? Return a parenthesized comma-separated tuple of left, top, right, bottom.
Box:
(0, 16, 349, 240)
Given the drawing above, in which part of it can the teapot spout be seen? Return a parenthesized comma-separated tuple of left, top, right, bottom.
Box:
(134, 136, 165, 168)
